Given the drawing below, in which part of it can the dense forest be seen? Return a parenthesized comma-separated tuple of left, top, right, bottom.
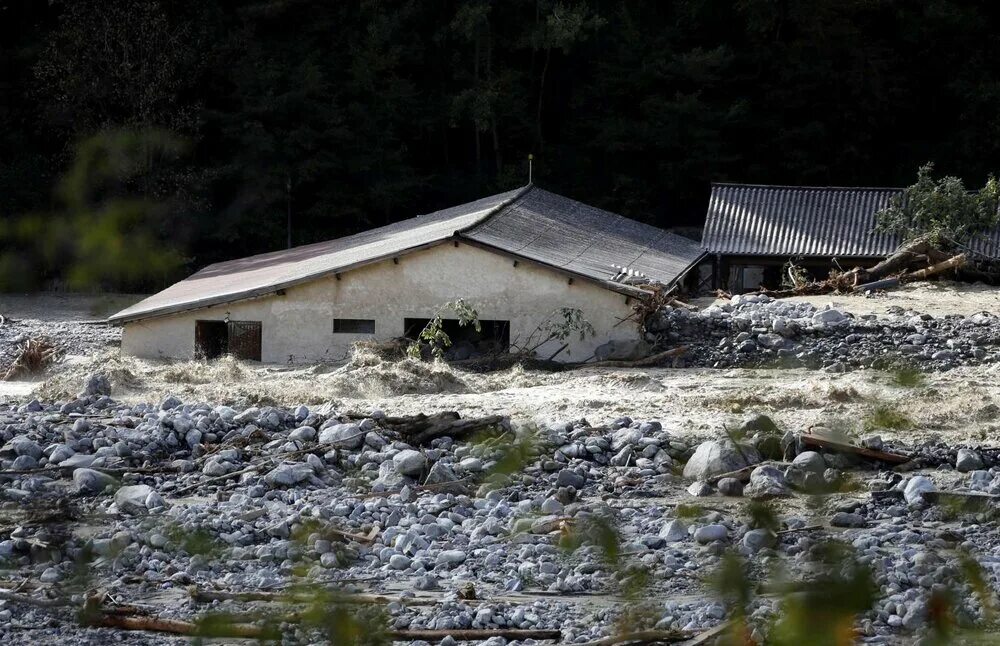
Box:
(3, 0, 1000, 290)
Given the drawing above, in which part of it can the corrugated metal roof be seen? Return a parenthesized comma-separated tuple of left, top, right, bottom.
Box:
(465, 188, 704, 284)
(111, 186, 705, 323)
(703, 184, 902, 257)
(703, 183, 1000, 258)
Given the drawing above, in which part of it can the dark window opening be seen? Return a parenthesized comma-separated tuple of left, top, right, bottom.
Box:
(195, 320, 262, 361)
(334, 318, 375, 334)
(404, 317, 510, 360)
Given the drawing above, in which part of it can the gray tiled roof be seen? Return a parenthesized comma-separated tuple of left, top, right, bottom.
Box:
(703, 184, 902, 257)
(464, 188, 704, 287)
(111, 186, 705, 322)
(703, 183, 1000, 258)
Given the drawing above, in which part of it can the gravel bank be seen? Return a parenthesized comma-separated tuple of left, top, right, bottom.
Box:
(1, 382, 999, 644)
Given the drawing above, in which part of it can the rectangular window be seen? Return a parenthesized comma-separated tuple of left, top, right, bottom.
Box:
(333, 318, 375, 334)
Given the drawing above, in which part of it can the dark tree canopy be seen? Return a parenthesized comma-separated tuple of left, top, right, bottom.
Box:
(3, 0, 1000, 290)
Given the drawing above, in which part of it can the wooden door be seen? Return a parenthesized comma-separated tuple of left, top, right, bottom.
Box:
(227, 321, 261, 361)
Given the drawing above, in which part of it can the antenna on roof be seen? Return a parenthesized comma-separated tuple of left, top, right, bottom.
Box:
(528, 154, 534, 184)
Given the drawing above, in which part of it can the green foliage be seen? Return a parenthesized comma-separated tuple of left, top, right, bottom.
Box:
(482, 425, 541, 486)
(891, 364, 927, 388)
(515, 307, 596, 356)
(864, 403, 913, 431)
(673, 503, 706, 519)
(744, 500, 780, 532)
(557, 513, 621, 567)
(876, 163, 1000, 243)
(769, 542, 877, 646)
(708, 551, 754, 627)
(406, 299, 482, 360)
(0, 129, 187, 291)
(7, 2, 1000, 292)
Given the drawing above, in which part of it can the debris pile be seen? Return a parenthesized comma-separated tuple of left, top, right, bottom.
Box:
(0, 315, 118, 379)
(756, 234, 1000, 299)
(2, 337, 58, 381)
(646, 293, 1000, 370)
(1, 382, 1000, 643)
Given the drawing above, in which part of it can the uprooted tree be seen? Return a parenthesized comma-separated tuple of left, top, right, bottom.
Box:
(875, 162, 1000, 244)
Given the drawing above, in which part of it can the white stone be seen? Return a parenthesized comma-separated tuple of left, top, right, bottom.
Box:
(903, 476, 936, 505)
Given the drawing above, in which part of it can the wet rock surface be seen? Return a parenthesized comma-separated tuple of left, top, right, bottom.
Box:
(0, 389, 998, 644)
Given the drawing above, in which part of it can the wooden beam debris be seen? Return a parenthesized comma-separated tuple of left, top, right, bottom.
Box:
(799, 433, 910, 464)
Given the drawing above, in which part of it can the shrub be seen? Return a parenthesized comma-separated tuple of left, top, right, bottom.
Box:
(876, 162, 1000, 243)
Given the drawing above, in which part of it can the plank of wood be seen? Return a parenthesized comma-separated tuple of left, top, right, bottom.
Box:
(799, 433, 910, 464)
(679, 621, 733, 646)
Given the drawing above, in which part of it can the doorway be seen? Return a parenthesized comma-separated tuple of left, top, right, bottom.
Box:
(195, 320, 262, 361)
(403, 317, 510, 359)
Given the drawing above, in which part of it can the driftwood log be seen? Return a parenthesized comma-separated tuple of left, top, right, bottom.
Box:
(378, 411, 507, 445)
(800, 433, 910, 464)
(85, 610, 563, 642)
(757, 234, 984, 299)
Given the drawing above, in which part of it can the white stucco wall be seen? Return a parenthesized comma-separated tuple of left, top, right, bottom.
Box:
(121, 242, 642, 364)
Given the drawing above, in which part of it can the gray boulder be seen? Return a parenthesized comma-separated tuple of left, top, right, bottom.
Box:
(318, 423, 364, 449)
(659, 519, 688, 542)
(556, 469, 586, 489)
(264, 463, 314, 487)
(82, 373, 111, 397)
(956, 448, 984, 473)
(743, 465, 790, 498)
(73, 468, 117, 495)
(393, 449, 428, 477)
(424, 462, 466, 494)
(594, 339, 650, 361)
(742, 529, 776, 552)
(791, 451, 826, 475)
(717, 477, 744, 497)
(115, 484, 156, 514)
(160, 395, 183, 410)
(683, 440, 760, 480)
(12, 439, 42, 460)
(694, 524, 728, 544)
(830, 512, 866, 528)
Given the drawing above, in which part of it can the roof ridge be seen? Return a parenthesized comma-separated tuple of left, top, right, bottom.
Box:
(453, 183, 534, 235)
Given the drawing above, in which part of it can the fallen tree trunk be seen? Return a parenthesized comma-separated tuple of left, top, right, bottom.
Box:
(800, 433, 910, 464)
(0, 589, 71, 608)
(577, 346, 687, 369)
(853, 277, 900, 293)
(407, 415, 506, 446)
(85, 613, 264, 637)
(86, 610, 563, 642)
(375, 411, 507, 445)
(904, 253, 966, 280)
(189, 587, 433, 605)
